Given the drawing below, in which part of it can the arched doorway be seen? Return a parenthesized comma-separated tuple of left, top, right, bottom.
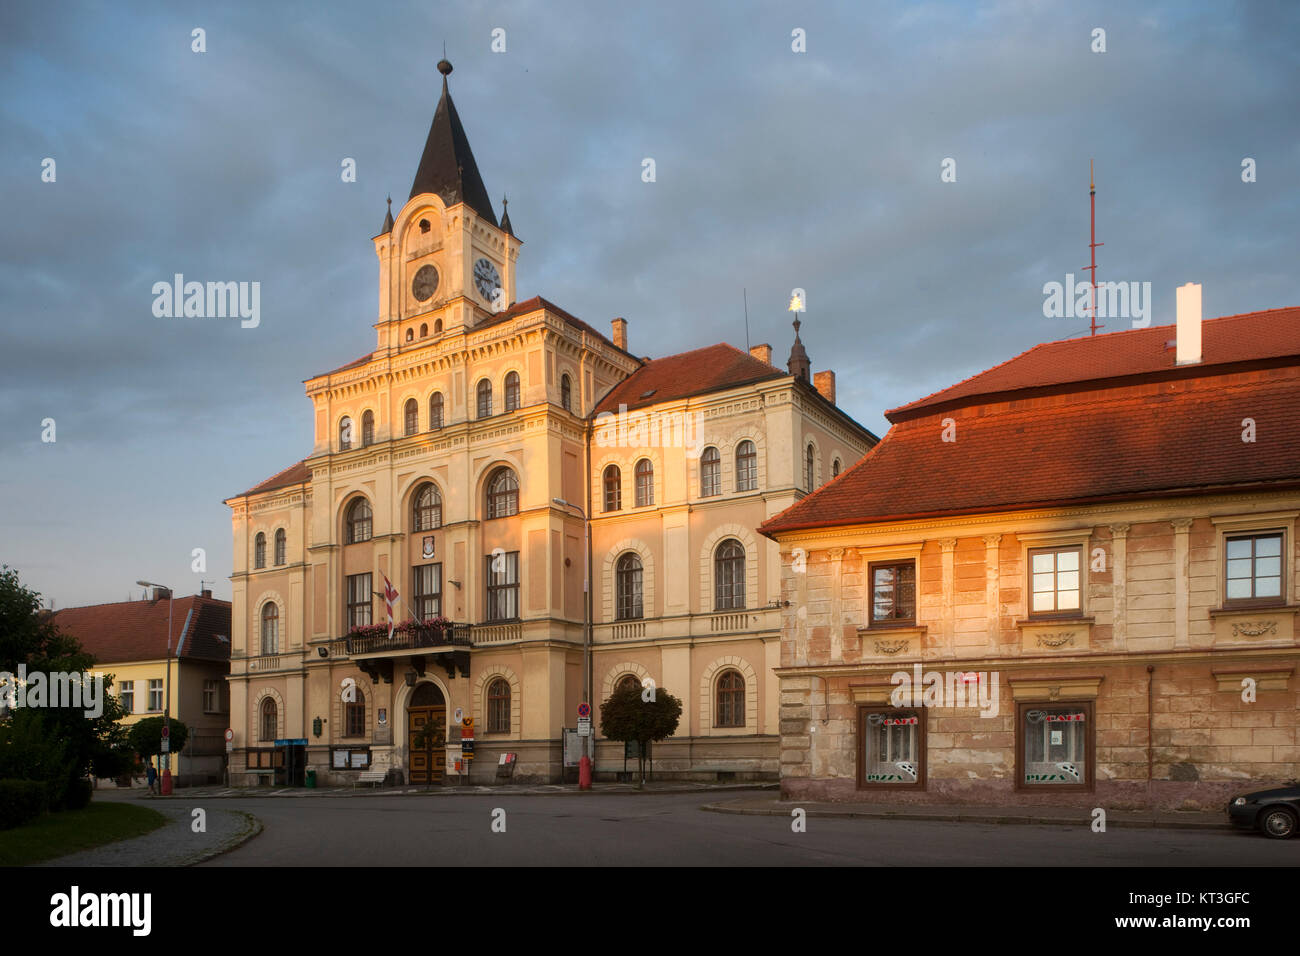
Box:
(408, 681, 446, 784)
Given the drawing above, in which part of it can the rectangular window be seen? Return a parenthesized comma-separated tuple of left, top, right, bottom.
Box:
(148, 679, 163, 712)
(119, 681, 134, 714)
(858, 708, 925, 789)
(485, 551, 520, 622)
(347, 573, 373, 629)
(869, 561, 916, 625)
(203, 679, 218, 714)
(1017, 701, 1093, 790)
(414, 563, 442, 620)
(1029, 546, 1081, 615)
(1225, 532, 1284, 604)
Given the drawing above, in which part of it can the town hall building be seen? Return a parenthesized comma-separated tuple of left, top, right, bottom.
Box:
(223, 59, 876, 785)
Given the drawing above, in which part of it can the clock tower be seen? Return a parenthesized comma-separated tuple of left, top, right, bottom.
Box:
(372, 58, 520, 350)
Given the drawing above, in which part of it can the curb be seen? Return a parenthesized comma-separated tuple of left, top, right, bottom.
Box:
(699, 802, 1232, 830)
(182, 810, 264, 866)
(146, 783, 780, 800)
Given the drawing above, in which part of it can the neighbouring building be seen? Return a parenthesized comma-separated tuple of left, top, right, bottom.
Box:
(223, 60, 876, 786)
(761, 296, 1300, 809)
(54, 589, 232, 785)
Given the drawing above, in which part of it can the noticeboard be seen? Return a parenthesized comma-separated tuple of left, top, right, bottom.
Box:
(562, 728, 584, 767)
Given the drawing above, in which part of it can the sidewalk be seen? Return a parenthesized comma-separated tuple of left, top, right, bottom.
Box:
(135, 780, 781, 799)
(702, 795, 1231, 830)
(38, 803, 262, 867)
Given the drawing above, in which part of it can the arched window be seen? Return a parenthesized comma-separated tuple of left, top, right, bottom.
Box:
(615, 674, 642, 696)
(616, 552, 643, 620)
(434, 318, 443, 334)
(254, 532, 266, 569)
(419, 322, 428, 337)
(832, 457, 841, 478)
(487, 678, 511, 733)
(486, 468, 519, 518)
(419, 218, 430, 233)
(362, 410, 375, 447)
(339, 416, 353, 450)
(716, 670, 745, 728)
(429, 392, 443, 430)
(413, 482, 442, 531)
(345, 688, 366, 737)
(603, 465, 622, 512)
(346, 498, 372, 543)
(260, 698, 277, 741)
(700, 446, 721, 497)
(477, 379, 493, 418)
(504, 371, 520, 411)
(405, 328, 414, 342)
(404, 399, 418, 436)
(560, 374, 572, 412)
(274, 528, 286, 566)
(260, 603, 279, 655)
(714, 539, 745, 610)
(805, 443, 815, 490)
(634, 458, 654, 507)
(736, 440, 757, 491)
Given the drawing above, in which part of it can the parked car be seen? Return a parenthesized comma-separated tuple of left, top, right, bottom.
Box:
(1226, 785, 1300, 839)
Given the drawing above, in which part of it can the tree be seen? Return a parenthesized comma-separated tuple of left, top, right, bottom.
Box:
(598, 681, 682, 786)
(127, 716, 189, 761)
(0, 566, 129, 808)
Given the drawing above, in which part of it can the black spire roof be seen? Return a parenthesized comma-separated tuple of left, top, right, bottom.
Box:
(409, 59, 498, 227)
(787, 316, 811, 382)
(500, 195, 514, 236)
(381, 195, 394, 234)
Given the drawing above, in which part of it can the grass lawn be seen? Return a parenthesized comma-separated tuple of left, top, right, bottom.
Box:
(0, 802, 168, 866)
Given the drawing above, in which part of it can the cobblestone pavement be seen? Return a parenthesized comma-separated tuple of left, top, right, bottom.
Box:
(38, 797, 261, 867)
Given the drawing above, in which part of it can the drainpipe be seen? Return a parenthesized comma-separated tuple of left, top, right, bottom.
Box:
(1146, 664, 1154, 809)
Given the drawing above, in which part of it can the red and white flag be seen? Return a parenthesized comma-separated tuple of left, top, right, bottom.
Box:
(383, 575, 399, 639)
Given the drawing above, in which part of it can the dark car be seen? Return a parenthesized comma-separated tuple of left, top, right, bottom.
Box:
(1226, 785, 1300, 839)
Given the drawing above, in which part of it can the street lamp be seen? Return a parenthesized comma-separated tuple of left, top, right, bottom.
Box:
(137, 579, 174, 795)
(552, 497, 592, 790)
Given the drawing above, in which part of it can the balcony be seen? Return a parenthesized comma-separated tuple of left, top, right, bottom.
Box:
(593, 606, 782, 643)
(344, 622, 472, 658)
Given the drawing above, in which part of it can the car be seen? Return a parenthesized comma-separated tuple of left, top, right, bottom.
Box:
(1226, 785, 1300, 839)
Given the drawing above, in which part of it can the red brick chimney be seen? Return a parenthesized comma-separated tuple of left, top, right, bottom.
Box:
(611, 317, 628, 351)
(813, 370, 836, 404)
(749, 343, 772, 365)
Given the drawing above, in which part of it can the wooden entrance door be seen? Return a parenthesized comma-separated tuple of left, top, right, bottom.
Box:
(408, 707, 446, 784)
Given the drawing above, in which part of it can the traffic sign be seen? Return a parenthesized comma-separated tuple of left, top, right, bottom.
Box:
(161, 724, 170, 738)
(577, 702, 591, 719)
(161, 738, 170, 753)
(224, 728, 234, 742)
(577, 717, 591, 737)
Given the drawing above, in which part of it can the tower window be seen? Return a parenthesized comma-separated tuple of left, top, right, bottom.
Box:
(505, 371, 520, 411)
(419, 219, 430, 234)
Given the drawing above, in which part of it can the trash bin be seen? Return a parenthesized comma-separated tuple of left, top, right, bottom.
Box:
(305, 769, 316, 789)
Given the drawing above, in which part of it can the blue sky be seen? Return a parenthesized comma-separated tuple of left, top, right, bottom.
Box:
(2, 0, 1296, 608)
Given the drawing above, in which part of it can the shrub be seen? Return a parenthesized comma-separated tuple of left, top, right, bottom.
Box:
(63, 778, 93, 811)
(0, 779, 49, 830)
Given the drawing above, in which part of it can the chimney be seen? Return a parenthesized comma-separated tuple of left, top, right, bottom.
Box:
(152, 587, 172, 602)
(611, 317, 628, 351)
(1175, 283, 1201, 365)
(749, 343, 772, 365)
(201, 589, 213, 599)
(813, 370, 836, 405)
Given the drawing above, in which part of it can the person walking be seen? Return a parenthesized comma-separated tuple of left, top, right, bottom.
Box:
(146, 759, 157, 795)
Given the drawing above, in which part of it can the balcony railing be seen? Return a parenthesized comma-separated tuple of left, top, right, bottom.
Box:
(472, 622, 523, 644)
(344, 622, 472, 657)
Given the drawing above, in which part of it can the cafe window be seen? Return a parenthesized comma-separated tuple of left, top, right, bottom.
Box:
(858, 708, 925, 789)
(1017, 702, 1093, 790)
(870, 561, 916, 625)
(1029, 546, 1081, 615)
(1225, 532, 1284, 605)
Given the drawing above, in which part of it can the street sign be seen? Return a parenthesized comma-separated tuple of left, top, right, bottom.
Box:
(161, 738, 170, 753)
(461, 716, 474, 737)
(577, 702, 591, 719)
(577, 717, 591, 737)
(462, 739, 475, 761)
(161, 725, 170, 738)
(224, 728, 234, 742)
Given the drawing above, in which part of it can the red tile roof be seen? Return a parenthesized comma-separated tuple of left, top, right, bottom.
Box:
(595, 343, 785, 414)
(54, 595, 232, 665)
(762, 309, 1300, 535)
(889, 307, 1300, 421)
(231, 459, 311, 500)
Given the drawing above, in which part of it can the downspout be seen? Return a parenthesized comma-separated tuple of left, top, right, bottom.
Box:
(1146, 664, 1155, 809)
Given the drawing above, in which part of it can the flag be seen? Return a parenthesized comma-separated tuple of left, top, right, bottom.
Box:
(383, 575, 399, 639)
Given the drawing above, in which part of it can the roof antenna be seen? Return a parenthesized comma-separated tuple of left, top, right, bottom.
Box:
(1084, 159, 1104, 336)
(743, 287, 750, 351)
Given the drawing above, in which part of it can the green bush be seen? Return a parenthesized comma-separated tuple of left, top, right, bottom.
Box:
(0, 779, 49, 830)
(62, 778, 93, 811)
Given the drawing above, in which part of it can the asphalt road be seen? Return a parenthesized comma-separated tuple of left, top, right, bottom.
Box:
(196, 791, 1299, 867)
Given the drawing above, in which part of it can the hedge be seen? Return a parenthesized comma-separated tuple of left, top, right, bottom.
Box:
(0, 780, 50, 830)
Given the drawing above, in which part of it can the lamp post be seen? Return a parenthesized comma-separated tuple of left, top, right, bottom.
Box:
(137, 580, 174, 795)
(552, 497, 592, 790)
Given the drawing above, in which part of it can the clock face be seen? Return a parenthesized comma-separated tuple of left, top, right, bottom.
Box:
(411, 264, 439, 302)
(473, 258, 502, 302)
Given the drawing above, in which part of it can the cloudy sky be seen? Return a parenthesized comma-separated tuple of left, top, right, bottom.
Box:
(2, 0, 1296, 609)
